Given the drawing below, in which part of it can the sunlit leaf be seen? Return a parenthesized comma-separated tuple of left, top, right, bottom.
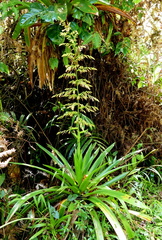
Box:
(128, 210, 152, 222)
(12, 21, 22, 39)
(29, 227, 46, 240)
(49, 58, 59, 70)
(89, 197, 127, 240)
(89, 187, 148, 209)
(90, 209, 104, 240)
(0, 62, 9, 74)
(0, 112, 11, 122)
(133, 0, 142, 3)
(72, 0, 98, 15)
(92, 32, 101, 49)
(20, 12, 38, 27)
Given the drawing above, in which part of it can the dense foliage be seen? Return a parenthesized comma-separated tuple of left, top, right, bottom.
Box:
(0, 0, 161, 239)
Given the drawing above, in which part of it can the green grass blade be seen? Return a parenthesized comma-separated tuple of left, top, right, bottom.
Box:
(83, 146, 100, 174)
(10, 162, 56, 176)
(104, 198, 135, 239)
(6, 187, 63, 223)
(103, 172, 129, 186)
(89, 209, 104, 240)
(89, 197, 127, 240)
(88, 165, 129, 189)
(37, 143, 64, 166)
(44, 165, 77, 186)
(38, 143, 76, 179)
(29, 227, 47, 240)
(81, 138, 93, 153)
(89, 143, 115, 172)
(82, 143, 96, 172)
(79, 162, 108, 192)
(117, 212, 135, 239)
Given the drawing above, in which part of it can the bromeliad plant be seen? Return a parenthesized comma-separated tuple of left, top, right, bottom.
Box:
(0, 25, 151, 240)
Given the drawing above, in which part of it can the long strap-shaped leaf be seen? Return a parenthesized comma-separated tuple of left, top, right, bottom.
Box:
(89, 197, 127, 240)
(5, 187, 66, 223)
(87, 187, 148, 209)
(38, 143, 76, 180)
(89, 209, 104, 240)
(89, 143, 115, 173)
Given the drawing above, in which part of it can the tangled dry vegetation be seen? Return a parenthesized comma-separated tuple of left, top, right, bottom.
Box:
(92, 56, 162, 157)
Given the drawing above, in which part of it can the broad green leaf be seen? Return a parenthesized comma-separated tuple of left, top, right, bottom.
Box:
(83, 13, 92, 25)
(20, 2, 45, 27)
(72, 0, 98, 15)
(40, 6, 57, 22)
(20, 12, 38, 27)
(67, 194, 78, 201)
(89, 209, 104, 240)
(70, 21, 81, 33)
(0, 112, 11, 122)
(49, 58, 59, 70)
(0, 190, 6, 199)
(89, 197, 127, 240)
(68, 202, 77, 212)
(12, 21, 22, 39)
(0, 62, 9, 74)
(92, 32, 101, 49)
(40, 4, 67, 22)
(30, 2, 45, 13)
(138, 81, 144, 88)
(46, 24, 64, 45)
(72, 8, 84, 19)
(82, 34, 93, 45)
(55, 3, 67, 21)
